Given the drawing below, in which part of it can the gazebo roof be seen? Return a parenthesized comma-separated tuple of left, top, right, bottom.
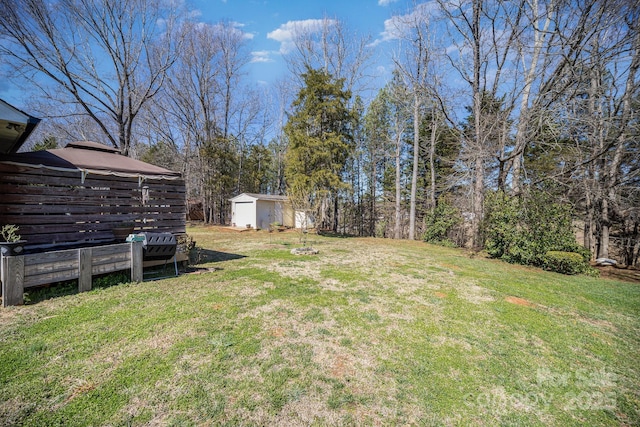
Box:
(1, 141, 181, 179)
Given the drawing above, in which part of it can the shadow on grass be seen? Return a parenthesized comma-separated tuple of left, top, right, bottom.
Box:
(316, 229, 358, 238)
(20, 251, 245, 305)
(192, 249, 247, 264)
(23, 271, 131, 305)
(23, 281, 78, 305)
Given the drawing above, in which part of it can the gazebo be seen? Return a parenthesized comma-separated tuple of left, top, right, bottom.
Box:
(0, 99, 186, 306)
(0, 140, 186, 251)
(0, 140, 186, 306)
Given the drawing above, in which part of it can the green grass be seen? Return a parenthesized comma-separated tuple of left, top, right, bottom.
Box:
(1, 225, 638, 426)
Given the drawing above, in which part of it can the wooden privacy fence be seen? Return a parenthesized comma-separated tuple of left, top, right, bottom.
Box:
(0, 161, 186, 251)
(1, 241, 143, 307)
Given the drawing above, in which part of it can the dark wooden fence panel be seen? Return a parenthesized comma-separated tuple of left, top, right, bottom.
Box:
(0, 162, 186, 251)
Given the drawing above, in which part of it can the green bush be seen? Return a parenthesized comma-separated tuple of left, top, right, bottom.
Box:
(483, 191, 520, 259)
(542, 251, 589, 275)
(483, 189, 591, 272)
(423, 197, 462, 246)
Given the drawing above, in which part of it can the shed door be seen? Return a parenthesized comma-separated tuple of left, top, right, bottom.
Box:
(234, 201, 255, 228)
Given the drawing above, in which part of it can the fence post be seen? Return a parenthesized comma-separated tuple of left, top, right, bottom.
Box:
(78, 248, 92, 293)
(131, 241, 143, 282)
(1, 255, 25, 307)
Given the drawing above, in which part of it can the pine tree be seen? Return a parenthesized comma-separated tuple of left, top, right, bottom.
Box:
(284, 68, 353, 232)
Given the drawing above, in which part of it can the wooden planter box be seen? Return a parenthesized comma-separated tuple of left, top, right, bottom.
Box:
(1, 242, 143, 307)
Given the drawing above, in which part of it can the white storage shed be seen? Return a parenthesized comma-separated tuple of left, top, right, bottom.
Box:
(229, 193, 295, 230)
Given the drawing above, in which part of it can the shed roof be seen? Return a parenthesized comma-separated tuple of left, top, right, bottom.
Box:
(0, 141, 181, 179)
(230, 193, 289, 202)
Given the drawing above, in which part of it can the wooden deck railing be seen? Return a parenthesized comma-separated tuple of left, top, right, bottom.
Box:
(1, 242, 143, 307)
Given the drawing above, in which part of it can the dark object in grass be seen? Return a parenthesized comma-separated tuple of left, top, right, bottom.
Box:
(291, 247, 319, 255)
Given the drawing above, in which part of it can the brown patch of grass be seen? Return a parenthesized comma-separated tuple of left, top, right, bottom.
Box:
(330, 355, 353, 378)
(0, 307, 20, 320)
(439, 262, 461, 271)
(269, 327, 286, 338)
(66, 381, 96, 403)
(430, 335, 474, 352)
(457, 284, 495, 304)
(505, 296, 535, 307)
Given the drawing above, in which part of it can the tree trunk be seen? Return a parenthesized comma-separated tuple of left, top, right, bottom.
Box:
(471, 0, 484, 249)
(333, 194, 339, 233)
(582, 157, 597, 258)
(409, 96, 420, 240)
(599, 197, 610, 259)
(429, 118, 437, 211)
(369, 151, 377, 237)
(394, 135, 402, 240)
(510, 0, 553, 194)
(472, 155, 484, 249)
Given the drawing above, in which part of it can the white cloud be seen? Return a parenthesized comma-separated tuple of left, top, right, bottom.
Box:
(187, 9, 202, 19)
(251, 50, 275, 63)
(267, 19, 336, 54)
(210, 21, 254, 40)
(230, 21, 255, 39)
(370, 2, 438, 46)
(378, 0, 399, 5)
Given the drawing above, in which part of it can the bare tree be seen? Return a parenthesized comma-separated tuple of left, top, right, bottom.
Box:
(574, 8, 640, 259)
(436, 0, 559, 246)
(0, 0, 181, 155)
(391, 3, 446, 240)
(284, 17, 373, 95)
(385, 73, 411, 240)
(438, 0, 495, 248)
(270, 78, 297, 195)
(154, 20, 256, 224)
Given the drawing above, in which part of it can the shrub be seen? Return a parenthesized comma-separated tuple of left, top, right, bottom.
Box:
(1, 224, 21, 242)
(423, 197, 462, 246)
(542, 251, 589, 275)
(483, 191, 521, 259)
(483, 189, 591, 272)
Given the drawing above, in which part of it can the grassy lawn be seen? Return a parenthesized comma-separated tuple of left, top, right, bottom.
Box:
(1, 225, 639, 426)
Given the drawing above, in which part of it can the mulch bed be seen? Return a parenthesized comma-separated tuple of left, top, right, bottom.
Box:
(595, 265, 640, 284)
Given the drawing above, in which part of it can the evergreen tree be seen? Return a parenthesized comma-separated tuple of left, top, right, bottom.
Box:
(30, 135, 58, 152)
(363, 88, 393, 237)
(240, 143, 275, 194)
(284, 68, 353, 232)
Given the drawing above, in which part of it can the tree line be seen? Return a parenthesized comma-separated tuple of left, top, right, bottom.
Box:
(1, 0, 638, 265)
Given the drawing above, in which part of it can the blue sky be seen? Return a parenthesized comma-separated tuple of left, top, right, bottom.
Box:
(191, 0, 417, 89)
(0, 0, 428, 108)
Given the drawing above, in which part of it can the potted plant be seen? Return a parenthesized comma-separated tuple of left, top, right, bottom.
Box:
(112, 222, 136, 241)
(1, 224, 26, 256)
